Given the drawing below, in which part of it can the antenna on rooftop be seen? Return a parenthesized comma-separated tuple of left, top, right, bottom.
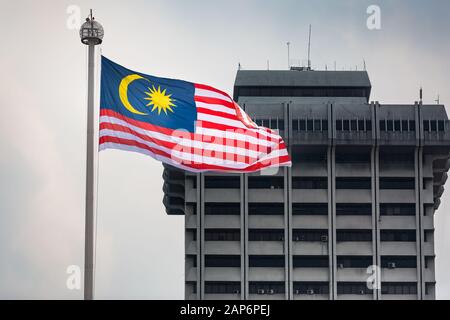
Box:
(287, 42, 291, 69)
(363, 59, 367, 71)
(238, 62, 241, 71)
(419, 87, 423, 104)
(436, 94, 440, 104)
(267, 60, 270, 70)
(307, 24, 312, 70)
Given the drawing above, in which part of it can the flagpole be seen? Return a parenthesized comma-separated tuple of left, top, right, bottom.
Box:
(80, 9, 104, 300)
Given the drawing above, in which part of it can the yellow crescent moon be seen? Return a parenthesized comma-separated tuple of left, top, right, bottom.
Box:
(119, 74, 149, 115)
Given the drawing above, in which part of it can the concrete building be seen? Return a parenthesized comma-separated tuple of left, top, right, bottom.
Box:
(162, 68, 450, 300)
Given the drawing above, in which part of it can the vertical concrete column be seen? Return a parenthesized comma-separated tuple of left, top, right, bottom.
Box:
(330, 146, 337, 299)
(372, 101, 381, 300)
(414, 102, 423, 299)
(199, 173, 205, 299)
(244, 173, 249, 299)
(240, 173, 245, 300)
(285, 102, 292, 300)
(327, 102, 335, 300)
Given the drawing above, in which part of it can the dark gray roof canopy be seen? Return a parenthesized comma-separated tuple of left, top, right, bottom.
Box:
(234, 70, 372, 101)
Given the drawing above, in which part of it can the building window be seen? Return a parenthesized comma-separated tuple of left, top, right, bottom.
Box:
(381, 256, 417, 268)
(387, 120, 394, 131)
(249, 256, 285, 268)
(379, 177, 415, 189)
(336, 177, 371, 189)
(336, 203, 372, 216)
(336, 120, 343, 131)
(336, 152, 370, 164)
(205, 281, 241, 294)
(380, 152, 414, 166)
(205, 229, 240, 241)
(293, 229, 328, 242)
(322, 120, 328, 131)
(249, 282, 285, 294)
(248, 176, 284, 189)
(292, 203, 328, 215)
(380, 230, 416, 242)
(294, 282, 329, 295)
(337, 282, 372, 295)
(205, 176, 240, 189)
(351, 120, 357, 131)
(381, 282, 417, 295)
(292, 177, 328, 189)
(299, 119, 306, 131)
(337, 256, 373, 268)
(366, 120, 372, 131)
(248, 203, 284, 215)
(336, 230, 372, 242)
(394, 120, 401, 131)
(205, 255, 241, 267)
(438, 120, 445, 132)
(380, 203, 415, 216)
(205, 203, 240, 215)
(293, 256, 329, 268)
(292, 151, 327, 163)
(343, 120, 350, 131)
(401, 120, 408, 131)
(307, 119, 313, 131)
(249, 229, 284, 241)
(380, 120, 386, 131)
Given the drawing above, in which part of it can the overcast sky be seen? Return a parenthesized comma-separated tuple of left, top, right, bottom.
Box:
(1, 0, 450, 299)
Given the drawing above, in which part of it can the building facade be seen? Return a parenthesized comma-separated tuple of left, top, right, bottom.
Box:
(162, 69, 450, 300)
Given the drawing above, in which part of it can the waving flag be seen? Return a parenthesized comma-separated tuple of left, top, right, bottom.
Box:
(99, 56, 291, 172)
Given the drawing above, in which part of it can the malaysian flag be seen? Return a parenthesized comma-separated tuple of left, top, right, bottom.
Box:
(99, 56, 291, 172)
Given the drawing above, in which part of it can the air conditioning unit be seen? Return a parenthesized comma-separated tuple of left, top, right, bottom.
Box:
(338, 263, 344, 269)
(257, 289, 265, 295)
(321, 235, 328, 242)
(267, 289, 275, 295)
(307, 289, 315, 295)
(388, 262, 396, 269)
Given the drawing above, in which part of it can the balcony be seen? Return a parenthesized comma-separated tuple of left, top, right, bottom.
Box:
(379, 190, 415, 203)
(336, 216, 372, 229)
(379, 216, 415, 229)
(291, 162, 327, 177)
(335, 189, 371, 203)
(248, 267, 285, 282)
(292, 189, 328, 202)
(336, 242, 373, 255)
(248, 241, 284, 255)
(248, 189, 284, 203)
(204, 241, 241, 255)
(186, 240, 197, 254)
(292, 242, 329, 255)
(380, 242, 416, 255)
(186, 267, 197, 281)
(204, 215, 240, 228)
(204, 189, 240, 202)
(292, 268, 329, 281)
(292, 215, 328, 229)
(204, 267, 241, 281)
(381, 268, 418, 282)
(335, 163, 371, 177)
(336, 268, 370, 282)
(248, 215, 284, 229)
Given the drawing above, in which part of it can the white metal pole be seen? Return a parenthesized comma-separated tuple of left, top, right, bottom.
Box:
(84, 42, 96, 301)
